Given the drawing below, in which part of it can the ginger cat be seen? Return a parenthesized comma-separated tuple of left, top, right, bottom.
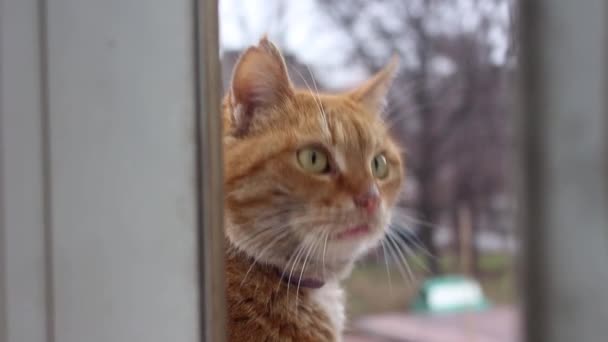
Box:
(223, 37, 403, 342)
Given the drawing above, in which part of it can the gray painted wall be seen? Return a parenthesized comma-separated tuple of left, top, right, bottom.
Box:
(1, 0, 201, 341)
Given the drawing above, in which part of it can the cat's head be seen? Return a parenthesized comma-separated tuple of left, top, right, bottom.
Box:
(223, 38, 403, 283)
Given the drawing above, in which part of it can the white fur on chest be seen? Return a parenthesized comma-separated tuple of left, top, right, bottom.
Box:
(311, 281, 345, 341)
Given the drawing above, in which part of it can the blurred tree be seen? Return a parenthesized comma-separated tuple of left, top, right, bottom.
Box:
(319, 0, 515, 274)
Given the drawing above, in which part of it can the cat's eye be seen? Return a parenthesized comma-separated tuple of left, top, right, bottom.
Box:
(372, 154, 389, 179)
(297, 147, 330, 174)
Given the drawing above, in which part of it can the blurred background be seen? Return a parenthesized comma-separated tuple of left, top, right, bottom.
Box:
(2, 0, 606, 341)
(220, 0, 519, 340)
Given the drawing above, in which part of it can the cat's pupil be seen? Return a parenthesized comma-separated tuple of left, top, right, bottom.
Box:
(311, 152, 317, 164)
(374, 158, 378, 170)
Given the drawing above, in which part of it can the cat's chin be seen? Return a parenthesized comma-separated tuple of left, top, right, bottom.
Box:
(298, 230, 385, 283)
(333, 224, 372, 240)
(329, 223, 385, 252)
(226, 219, 386, 284)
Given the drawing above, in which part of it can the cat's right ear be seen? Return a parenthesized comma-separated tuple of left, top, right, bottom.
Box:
(349, 55, 399, 115)
(229, 37, 293, 135)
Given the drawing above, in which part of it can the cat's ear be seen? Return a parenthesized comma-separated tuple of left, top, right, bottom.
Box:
(349, 56, 399, 115)
(229, 37, 293, 134)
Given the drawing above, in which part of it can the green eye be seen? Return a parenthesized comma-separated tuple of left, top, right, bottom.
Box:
(297, 147, 329, 174)
(372, 154, 389, 179)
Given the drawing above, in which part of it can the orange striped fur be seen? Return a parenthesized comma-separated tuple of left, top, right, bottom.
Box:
(224, 38, 404, 342)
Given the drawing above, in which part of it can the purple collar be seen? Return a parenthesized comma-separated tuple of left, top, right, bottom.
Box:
(275, 269, 325, 289)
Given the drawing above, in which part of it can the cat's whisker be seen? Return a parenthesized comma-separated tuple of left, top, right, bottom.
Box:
(240, 229, 291, 287)
(233, 207, 367, 294)
(382, 233, 411, 285)
(234, 213, 330, 249)
(275, 241, 304, 294)
(230, 224, 286, 252)
(292, 66, 331, 138)
(390, 223, 430, 256)
(246, 206, 333, 227)
(295, 232, 324, 314)
(385, 231, 415, 284)
(388, 225, 433, 273)
(321, 230, 330, 279)
(244, 207, 305, 225)
(374, 244, 381, 263)
(387, 208, 444, 275)
(286, 235, 311, 298)
(232, 221, 310, 263)
(391, 209, 444, 230)
(389, 210, 441, 259)
(380, 239, 393, 294)
(277, 242, 301, 294)
(388, 220, 437, 260)
(305, 65, 331, 137)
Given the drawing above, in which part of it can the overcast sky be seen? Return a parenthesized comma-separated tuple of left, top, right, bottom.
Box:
(219, 0, 510, 88)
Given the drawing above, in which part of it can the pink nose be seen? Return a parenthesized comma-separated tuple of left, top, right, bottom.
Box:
(353, 186, 380, 214)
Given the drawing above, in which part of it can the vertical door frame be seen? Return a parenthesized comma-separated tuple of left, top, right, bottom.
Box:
(194, 0, 226, 341)
(519, 0, 608, 341)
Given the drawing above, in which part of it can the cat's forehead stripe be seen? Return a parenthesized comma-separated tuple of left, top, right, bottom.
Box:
(330, 119, 345, 145)
(333, 148, 348, 172)
(326, 110, 380, 153)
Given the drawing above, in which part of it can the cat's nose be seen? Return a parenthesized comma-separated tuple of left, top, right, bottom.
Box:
(353, 185, 380, 215)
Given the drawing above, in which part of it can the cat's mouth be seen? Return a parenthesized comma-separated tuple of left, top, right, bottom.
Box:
(333, 224, 371, 240)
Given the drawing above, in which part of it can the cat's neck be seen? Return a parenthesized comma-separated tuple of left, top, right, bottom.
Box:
(226, 243, 325, 292)
(225, 241, 345, 341)
(278, 269, 325, 289)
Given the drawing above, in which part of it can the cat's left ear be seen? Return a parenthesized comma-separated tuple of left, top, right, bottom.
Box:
(349, 56, 399, 115)
(229, 37, 294, 135)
